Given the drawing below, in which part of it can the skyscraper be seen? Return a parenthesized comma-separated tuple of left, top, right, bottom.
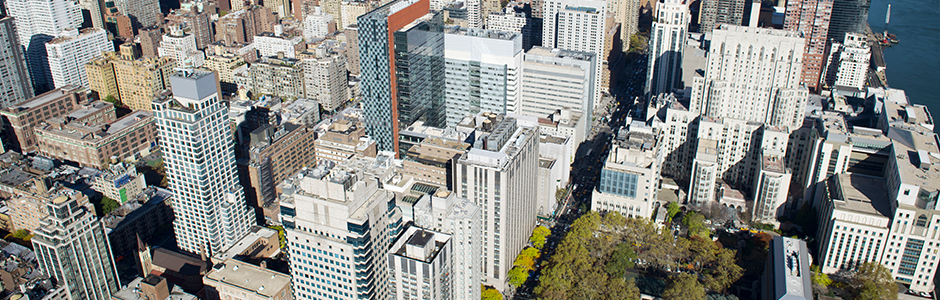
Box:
(0, 17, 34, 108)
(443, 27, 523, 127)
(698, 0, 745, 33)
(358, 0, 441, 154)
(784, 0, 832, 92)
(412, 191, 481, 300)
(279, 156, 403, 300)
(693, 25, 808, 131)
(645, 0, 689, 96)
(31, 196, 121, 300)
(519, 46, 595, 136)
(45, 28, 113, 89)
(827, 0, 869, 42)
(455, 114, 539, 291)
(5, 0, 83, 93)
(153, 70, 253, 255)
(542, 0, 606, 108)
(112, 0, 161, 28)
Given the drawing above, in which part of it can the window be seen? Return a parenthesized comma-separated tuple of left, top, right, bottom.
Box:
(916, 215, 929, 227)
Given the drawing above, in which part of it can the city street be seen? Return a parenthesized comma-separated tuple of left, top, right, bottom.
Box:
(512, 51, 648, 299)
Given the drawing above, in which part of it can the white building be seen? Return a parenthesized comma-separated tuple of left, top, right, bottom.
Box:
(92, 163, 147, 203)
(279, 157, 402, 300)
(413, 191, 481, 300)
(519, 47, 595, 136)
(688, 139, 719, 205)
(816, 173, 892, 274)
(541, 0, 606, 107)
(152, 70, 253, 255)
(31, 195, 121, 300)
(45, 28, 113, 89)
(388, 226, 452, 300)
(823, 32, 870, 89)
(303, 51, 349, 112)
(443, 27, 523, 127)
(6, 0, 82, 91)
(158, 28, 205, 68)
(592, 121, 662, 218)
(751, 151, 792, 224)
(304, 7, 334, 40)
(761, 236, 813, 300)
(645, 0, 689, 96)
(455, 113, 539, 291)
(486, 7, 533, 49)
(341, 1, 372, 29)
(253, 32, 304, 59)
(693, 25, 808, 131)
(465, 0, 483, 28)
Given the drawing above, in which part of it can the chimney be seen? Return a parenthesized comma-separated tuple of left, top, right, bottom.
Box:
(259, 260, 267, 269)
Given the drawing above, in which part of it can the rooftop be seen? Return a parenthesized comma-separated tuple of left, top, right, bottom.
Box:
(112, 276, 197, 300)
(2, 87, 79, 115)
(204, 259, 291, 298)
(526, 46, 594, 62)
(445, 26, 519, 40)
(769, 236, 812, 300)
(761, 152, 786, 173)
(829, 173, 892, 218)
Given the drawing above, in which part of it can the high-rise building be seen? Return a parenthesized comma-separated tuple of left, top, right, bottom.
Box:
(0, 17, 34, 109)
(443, 27, 523, 127)
(86, 45, 175, 111)
(263, 0, 291, 18)
(304, 7, 336, 40)
(412, 191, 481, 300)
(692, 25, 808, 131)
(79, 0, 107, 30)
(152, 70, 253, 255)
(279, 156, 403, 300)
(31, 196, 121, 300)
(698, 0, 745, 33)
(822, 32, 869, 89)
(139, 26, 163, 58)
(6, 0, 83, 93)
(486, 7, 537, 50)
(345, 25, 361, 75)
(112, 0, 162, 28)
(241, 122, 317, 222)
(166, 6, 214, 49)
(342, 0, 374, 28)
(784, 0, 832, 92)
(645, 0, 689, 96)
(293, 0, 319, 23)
(45, 28, 113, 89)
(250, 55, 305, 99)
(751, 151, 792, 224)
(388, 226, 453, 300)
(455, 113, 538, 291)
(465, 0, 483, 28)
(542, 0, 606, 108)
(253, 32, 304, 59)
(607, 0, 640, 48)
(359, 0, 443, 154)
(519, 47, 595, 136)
(158, 27, 205, 68)
(303, 51, 348, 112)
(827, 0, 869, 43)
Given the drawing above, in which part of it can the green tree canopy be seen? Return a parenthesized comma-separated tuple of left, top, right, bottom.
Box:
(848, 262, 898, 300)
(508, 267, 529, 287)
(666, 202, 680, 221)
(531, 226, 551, 249)
(683, 211, 709, 238)
(102, 196, 121, 215)
(604, 243, 636, 278)
(482, 287, 502, 300)
(663, 273, 706, 300)
(810, 265, 831, 287)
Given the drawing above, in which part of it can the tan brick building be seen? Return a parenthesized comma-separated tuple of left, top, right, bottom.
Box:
(402, 137, 469, 188)
(35, 110, 156, 167)
(0, 86, 85, 152)
(242, 123, 317, 221)
(85, 44, 175, 111)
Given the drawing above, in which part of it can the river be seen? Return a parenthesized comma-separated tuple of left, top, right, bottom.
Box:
(867, 0, 940, 132)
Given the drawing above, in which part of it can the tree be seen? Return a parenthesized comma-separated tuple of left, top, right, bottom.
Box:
(482, 287, 502, 300)
(102, 197, 121, 215)
(810, 265, 831, 287)
(103, 95, 121, 106)
(666, 202, 680, 222)
(4, 229, 33, 248)
(683, 211, 709, 238)
(700, 247, 743, 292)
(604, 243, 637, 278)
(607, 278, 640, 299)
(508, 267, 529, 287)
(848, 262, 898, 300)
(514, 254, 535, 270)
(531, 226, 551, 249)
(555, 188, 567, 201)
(663, 273, 706, 300)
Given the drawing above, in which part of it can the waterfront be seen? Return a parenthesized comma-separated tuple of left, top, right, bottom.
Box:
(868, 0, 940, 132)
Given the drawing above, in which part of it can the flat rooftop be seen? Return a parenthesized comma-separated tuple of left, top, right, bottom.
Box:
(204, 259, 291, 298)
(761, 153, 786, 173)
(445, 26, 519, 40)
(2, 88, 74, 114)
(526, 46, 594, 62)
(830, 173, 892, 218)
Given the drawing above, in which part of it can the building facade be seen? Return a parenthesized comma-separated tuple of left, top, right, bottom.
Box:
(388, 226, 452, 300)
(35, 110, 156, 168)
(31, 196, 121, 300)
(250, 55, 306, 100)
(645, 0, 689, 96)
(0, 17, 34, 109)
(45, 28, 113, 89)
(519, 47, 595, 136)
(152, 70, 253, 255)
(0, 86, 83, 152)
(783, 0, 832, 91)
(541, 0, 606, 106)
(303, 51, 348, 112)
(443, 27, 523, 127)
(5, 0, 82, 92)
(412, 191, 481, 300)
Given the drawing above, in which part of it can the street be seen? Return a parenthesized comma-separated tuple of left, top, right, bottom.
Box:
(512, 51, 648, 299)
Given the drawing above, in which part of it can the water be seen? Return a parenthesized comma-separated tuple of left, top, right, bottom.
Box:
(867, 0, 940, 132)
